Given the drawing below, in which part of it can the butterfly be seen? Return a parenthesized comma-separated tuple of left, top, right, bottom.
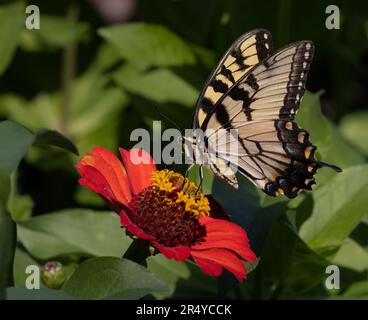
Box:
(183, 29, 341, 198)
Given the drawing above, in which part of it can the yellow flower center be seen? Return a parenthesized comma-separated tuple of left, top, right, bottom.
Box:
(151, 169, 210, 217)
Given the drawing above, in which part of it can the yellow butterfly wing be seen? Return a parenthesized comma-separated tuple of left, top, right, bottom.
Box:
(193, 29, 273, 128)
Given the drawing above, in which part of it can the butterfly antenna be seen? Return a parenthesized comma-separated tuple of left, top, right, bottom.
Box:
(154, 106, 182, 132)
(318, 161, 342, 173)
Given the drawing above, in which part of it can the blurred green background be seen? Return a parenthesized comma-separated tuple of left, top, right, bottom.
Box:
(0, 0, 368, 299)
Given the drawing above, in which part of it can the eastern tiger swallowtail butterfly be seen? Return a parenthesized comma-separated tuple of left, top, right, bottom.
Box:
(183, 29, 341, 198)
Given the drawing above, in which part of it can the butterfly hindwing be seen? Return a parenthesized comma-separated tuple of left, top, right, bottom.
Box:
(193, 29, 273, 128)
(232, 119, 320, 198)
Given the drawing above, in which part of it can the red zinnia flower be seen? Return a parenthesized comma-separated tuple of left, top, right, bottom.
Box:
(76, 147, 257, 281)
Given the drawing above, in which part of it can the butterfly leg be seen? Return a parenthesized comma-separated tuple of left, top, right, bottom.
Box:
(195, 165, 204, 194)
(182, 163, 195, 190)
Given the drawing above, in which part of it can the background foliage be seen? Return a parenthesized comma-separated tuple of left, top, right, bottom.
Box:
(0, 0, 367, 299)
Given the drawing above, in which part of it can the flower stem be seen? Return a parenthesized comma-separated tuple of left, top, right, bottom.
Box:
(60, 0, 79, 135)
(123, 239, 151, 267)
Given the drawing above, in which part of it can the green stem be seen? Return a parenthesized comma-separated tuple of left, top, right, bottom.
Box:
(60, 0, 79, 135)
(0, 172, 15, 299)
(123, 239, 151, 267)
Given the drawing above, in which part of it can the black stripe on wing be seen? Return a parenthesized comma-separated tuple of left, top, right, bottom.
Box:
(193, 29, 273, 128)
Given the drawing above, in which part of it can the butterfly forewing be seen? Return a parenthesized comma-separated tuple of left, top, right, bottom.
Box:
(202, 41, 314, 132)
(193, 29, 273, 128)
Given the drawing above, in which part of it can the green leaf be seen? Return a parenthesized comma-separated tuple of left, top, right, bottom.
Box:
(0, 121, 35, 174)
(260, 220, 328, 295)
(74, 185, 105, 207)
(13, 248, 41, 288)
(87, 43, 122, 74)
(99, 23, 196, 69)
(337, 281, 368, 299)
(13, 247, 79, 290)
(6, 287, 73, 300)
(114, 64, 198, 107)
(17, 209, 132, 260)
(0, 1, 23, 76)
(0, 73, 127, 157)
(0, 120, 80, 175)
(339, 110, 368, 156)
(20, 15, 84, 51)
(62, 257, 169, 299)
(299, 164, 368, 254)
(212, 174, 283, 253)
(69, 74, 129, 154)
(8, 173, 34, 221)
(140, 0, 226, 46)
(0, 120, 79, 296)
(147, 255, 189, 299)
(0, 94, 59, 131)
(34, 128, 79, 155)
(296, 91, 365, 171)
(210, 174, 286, 295)
(332, 238, 368, 272)
(148, 255, 218, 299)
(212, 174, 261, 230)
(0, 120, 35, 297)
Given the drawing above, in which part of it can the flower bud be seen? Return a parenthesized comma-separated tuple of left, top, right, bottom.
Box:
(41, 261, 65, 289)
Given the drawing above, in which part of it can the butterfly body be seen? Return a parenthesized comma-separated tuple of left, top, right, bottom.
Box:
(184, 29, 341, 198)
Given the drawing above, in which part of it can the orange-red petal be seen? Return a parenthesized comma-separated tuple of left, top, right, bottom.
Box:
(78, 165, 116, 205)
(191, 248, 247, 281)
(193, 216, 257, 263)
(76, 147, 132, 206)
(119, 148, 156, 196)
(153, 242, 191, 261)
(189, 216, 257, 281)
